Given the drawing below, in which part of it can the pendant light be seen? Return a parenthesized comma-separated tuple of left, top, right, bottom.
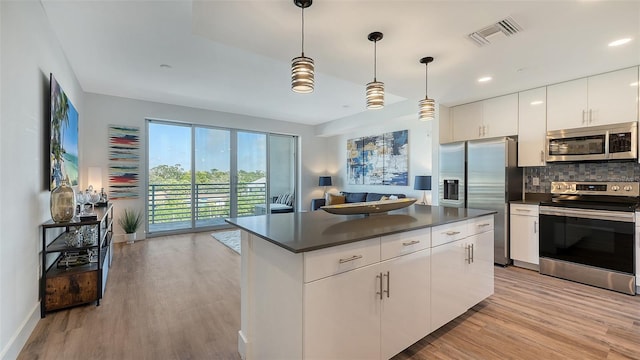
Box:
(419, 56, 435, 121)
(366, 32, 384, 109)
(291, 0, 314, 93)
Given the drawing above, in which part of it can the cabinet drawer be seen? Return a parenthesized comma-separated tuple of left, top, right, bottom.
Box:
(45, 270, 98, 311)
(381, 228, 430, 260)
(304, 237, 380, 283)
(468, 215, 494, 235)
(510, 204, 539, 217)
(432, 221, 468, 247)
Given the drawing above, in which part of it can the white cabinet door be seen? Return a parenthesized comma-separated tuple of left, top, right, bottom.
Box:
(466, 230, 495, 309)
(430, 239, 467, 331)
(452, 102, 483, 141)
(510, 213, 539, 266)
(303, 263, 381, 360)
(380, 249, 430, 360)
(483, 93, 518, 138)
(636, 222, 640, 289)
(518, 87, 547, 166)
(588, 67, 639, 126)
(547, 78, 588, 131)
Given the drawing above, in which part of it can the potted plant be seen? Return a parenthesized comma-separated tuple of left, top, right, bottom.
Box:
(118, 208, 142, 244)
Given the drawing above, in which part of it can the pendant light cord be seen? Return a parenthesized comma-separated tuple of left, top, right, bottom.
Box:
(424, 63, 428, 98)
(373, 40, 377, 82)
(301, 6, 305, 56)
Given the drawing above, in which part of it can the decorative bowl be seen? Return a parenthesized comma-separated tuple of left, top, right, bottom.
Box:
(320, 198, 417, 215)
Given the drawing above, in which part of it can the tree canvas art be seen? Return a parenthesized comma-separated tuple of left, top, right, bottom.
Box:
(50, 74, 79, 190)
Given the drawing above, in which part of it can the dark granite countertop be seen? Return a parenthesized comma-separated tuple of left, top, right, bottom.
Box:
(225, 205, 496, 253)
(510, 193, 552, 205)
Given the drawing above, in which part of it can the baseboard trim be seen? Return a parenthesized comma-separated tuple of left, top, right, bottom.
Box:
(238, 330, 248, 360)
(1, 303, 39, 360)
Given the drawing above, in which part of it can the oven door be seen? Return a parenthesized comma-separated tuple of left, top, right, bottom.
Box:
(539, 206, 635, 274)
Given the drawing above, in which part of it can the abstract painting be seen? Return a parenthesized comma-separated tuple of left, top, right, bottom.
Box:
(50, 74, 79, 190)
(347, 130, 408, 186)
(108, 125, 140, 199)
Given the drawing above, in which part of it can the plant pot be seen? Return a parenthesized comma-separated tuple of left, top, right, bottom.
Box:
(125, 232, 137, 244)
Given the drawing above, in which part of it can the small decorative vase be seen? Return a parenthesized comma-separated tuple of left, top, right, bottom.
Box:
(50, 180, 76, 223)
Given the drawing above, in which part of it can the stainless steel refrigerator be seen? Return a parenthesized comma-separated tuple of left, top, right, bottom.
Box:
(438, 137, 522, 265)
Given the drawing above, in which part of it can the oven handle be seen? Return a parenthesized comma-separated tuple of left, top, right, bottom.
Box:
(539, 206, 635, 222)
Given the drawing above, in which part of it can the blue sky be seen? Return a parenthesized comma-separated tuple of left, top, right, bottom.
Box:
(148, 123, 266, 172)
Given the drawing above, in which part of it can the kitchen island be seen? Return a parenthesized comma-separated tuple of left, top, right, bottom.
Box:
(226, 205, 496, 360)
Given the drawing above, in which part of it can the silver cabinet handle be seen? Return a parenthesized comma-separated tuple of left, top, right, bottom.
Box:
(339, 254, 363, 264)
(515, 209, 531, 212)
(402, 240, 420, 246)
(483, 125, 487, 136)
(376, 273, 383, 300)
(383, 271, 390, 298)
(582, 110, 586, 124)
(477, 223, 491, 227)
(534, 220, 537, 234)
(540, 150, 544, 163)
(478, 126, 482, 137)
(445, 231, 461, 236)
(464, 244, 470, 264)
(471, 243, 474, 263)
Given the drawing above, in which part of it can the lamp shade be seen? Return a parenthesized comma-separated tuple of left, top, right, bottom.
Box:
(414, 175, 432, 190)
(88, 167, 102, 190)
(319, 176, 332, 187)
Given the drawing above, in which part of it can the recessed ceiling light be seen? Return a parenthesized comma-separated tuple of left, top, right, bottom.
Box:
(530, 100, 544, 106)
(608, 38, 632, 47)
(160, 64, 172, 69)
(478, 76, 492, 83)
(630, 82, 639, 87)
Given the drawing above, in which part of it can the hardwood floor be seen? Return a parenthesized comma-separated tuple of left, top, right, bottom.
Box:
(19, 232, 640, 359)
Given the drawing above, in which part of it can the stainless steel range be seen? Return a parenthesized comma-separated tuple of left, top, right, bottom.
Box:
(539, 181, 638, 295)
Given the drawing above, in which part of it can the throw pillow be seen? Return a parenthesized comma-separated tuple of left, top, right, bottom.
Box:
(325, 193, 346, 206)
(380, 196, 389, 201)
(276, 193, 293, 206)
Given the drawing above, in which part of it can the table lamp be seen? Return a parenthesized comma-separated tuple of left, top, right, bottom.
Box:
(414, 175, 432, 205)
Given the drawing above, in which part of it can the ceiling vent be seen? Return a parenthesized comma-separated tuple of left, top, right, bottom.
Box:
(468, 17, 522, 47)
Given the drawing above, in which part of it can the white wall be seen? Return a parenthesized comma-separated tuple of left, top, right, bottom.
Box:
(0, 2, 85, 358)
(323, 108, 440, 204)
(84, 93, 328, 240)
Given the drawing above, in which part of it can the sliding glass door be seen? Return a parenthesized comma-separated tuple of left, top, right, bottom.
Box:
(236, 132, 268, 217)
(147, 120, 296, 235)
(148, 122, 193, 232)
(194, 127, 231, 227)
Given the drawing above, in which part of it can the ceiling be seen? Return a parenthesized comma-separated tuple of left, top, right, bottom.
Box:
(41, 0, 640, 126)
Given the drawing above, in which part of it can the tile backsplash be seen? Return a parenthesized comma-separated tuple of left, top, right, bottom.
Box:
(525, 161, 640, 193)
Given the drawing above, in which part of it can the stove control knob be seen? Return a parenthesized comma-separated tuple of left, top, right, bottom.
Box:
(624, 185, 633, 191)
(555, 184, 564, 190)
(611, 185, 620, 191)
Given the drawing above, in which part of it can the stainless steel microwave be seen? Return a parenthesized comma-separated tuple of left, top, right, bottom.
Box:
(546, 122, 637, 162)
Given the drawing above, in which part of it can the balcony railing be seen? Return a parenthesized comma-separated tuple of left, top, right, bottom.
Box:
(148, 182, 267, 226)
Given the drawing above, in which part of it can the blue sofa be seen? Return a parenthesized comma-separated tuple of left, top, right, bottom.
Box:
(312, 191, 406, 211)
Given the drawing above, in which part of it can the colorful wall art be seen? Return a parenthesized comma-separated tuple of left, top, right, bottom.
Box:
(108, 125, 140, 199)
(50, 74, 79, 190)
(347, 130, 408, 185)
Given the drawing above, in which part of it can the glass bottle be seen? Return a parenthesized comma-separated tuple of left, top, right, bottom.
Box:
(50, 180, 76, 223)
